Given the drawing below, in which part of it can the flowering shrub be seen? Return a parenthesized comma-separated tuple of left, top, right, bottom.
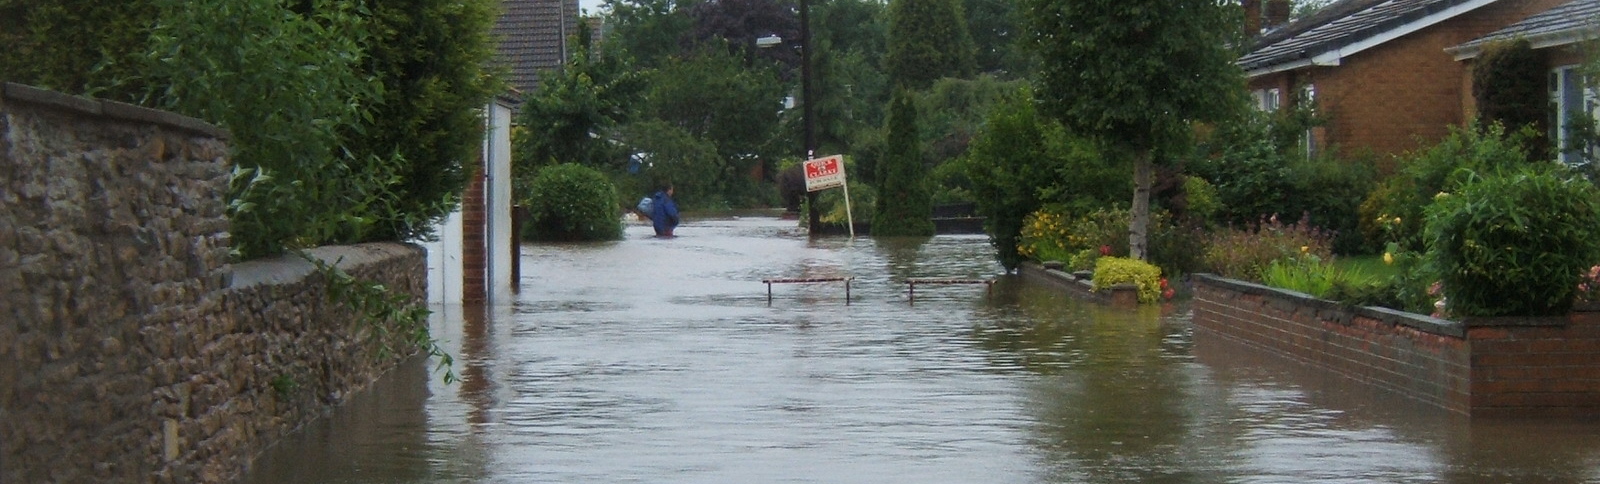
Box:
(1017, 208, 1075, 263)
(1018, 207, 1129, 265)
(1202, 214, 1333, 281)
(1580, 266, 1600, 303)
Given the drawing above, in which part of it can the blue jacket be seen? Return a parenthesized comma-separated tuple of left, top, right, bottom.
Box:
(651, 191, 679, 233)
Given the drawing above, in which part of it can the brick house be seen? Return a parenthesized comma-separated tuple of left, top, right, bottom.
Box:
(1239, 0, 1567, 165)
(1447, 0, 1600, 164)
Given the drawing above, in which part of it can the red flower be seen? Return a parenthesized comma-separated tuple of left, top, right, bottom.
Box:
(1159, 278, 1169, 289)
(1163, 288, 1176, 300)
(1099, 245, 1112, 256)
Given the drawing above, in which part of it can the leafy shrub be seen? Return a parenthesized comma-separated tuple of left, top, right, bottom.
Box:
(1202, 214, 1333, 281)
(1423, 167, 1600, 316)
(1282, 154, 1377, 253)
(1358, 123, 1532, 252)
(1180, 175, 1221, 224)
(1190, 106, 1369, 253)
(1260, 257, 1339, 297)
(959, 89, 1056, 270)
(523, 164, 624, 242)
(1093, 257, 1164, 304)
(1068, 249, 1101, 272)
(1189, 111, 1293, 226)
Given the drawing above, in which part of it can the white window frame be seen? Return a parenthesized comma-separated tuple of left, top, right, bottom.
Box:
(1254, 88, 1281, 112)
(1551, 65, 1599, 165)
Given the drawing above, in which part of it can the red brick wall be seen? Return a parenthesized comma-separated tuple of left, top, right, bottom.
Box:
(1195, 275, 1600, 417)
(1467, 313, 1600, 418)
(1252, 0, 1564, 167)
(461, 165, 486, 304)
(1192, 275, 1472, 413)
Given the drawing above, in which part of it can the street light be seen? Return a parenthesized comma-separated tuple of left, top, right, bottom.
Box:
(799, 0, 818, 236)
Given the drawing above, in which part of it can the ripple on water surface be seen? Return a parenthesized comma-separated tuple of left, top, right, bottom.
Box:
(242, 217, 1600, 484)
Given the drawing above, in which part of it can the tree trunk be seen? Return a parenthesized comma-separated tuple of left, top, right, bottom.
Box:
(1129, 150, 1153, 260)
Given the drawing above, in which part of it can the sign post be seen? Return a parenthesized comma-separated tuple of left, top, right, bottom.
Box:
(802, 155, 853, 237)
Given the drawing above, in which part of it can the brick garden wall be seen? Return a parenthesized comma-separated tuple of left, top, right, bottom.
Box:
(1194, 273, 1600, 417)
(1, 83, 426, 482)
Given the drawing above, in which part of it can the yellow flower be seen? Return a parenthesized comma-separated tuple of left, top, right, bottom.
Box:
(1383, 252, 1394, 265)
(1300, 246, 1309, 254)
(1393, 217, 1402, 225)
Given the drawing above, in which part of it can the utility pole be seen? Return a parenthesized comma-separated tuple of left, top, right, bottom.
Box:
(801, 0, 820, 236)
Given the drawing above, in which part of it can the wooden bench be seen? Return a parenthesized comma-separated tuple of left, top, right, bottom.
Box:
(762, 276, 854, 305)
(906, 278, 994, 302)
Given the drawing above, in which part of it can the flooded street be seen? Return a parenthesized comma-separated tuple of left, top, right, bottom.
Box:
(244, 216, 1600, 483)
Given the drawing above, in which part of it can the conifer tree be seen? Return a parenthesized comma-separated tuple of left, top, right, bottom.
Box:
(885, 0, 976, 90)
(873, 89, 936, 236)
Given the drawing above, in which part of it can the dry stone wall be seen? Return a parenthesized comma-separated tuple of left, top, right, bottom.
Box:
(2, 83, 426, 483)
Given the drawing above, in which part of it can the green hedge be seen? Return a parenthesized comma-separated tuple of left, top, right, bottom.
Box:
(523, 164, 625, 242)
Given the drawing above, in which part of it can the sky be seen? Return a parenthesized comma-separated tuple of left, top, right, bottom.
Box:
(580, 0, 603, 15)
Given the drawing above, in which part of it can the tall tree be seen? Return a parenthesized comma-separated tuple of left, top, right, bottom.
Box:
(965, 0, 1029, 77)
(604, 0, 699, 69)
(1023, 0, 1245, 259)
(885, 0, 976, 90)
(803, 0, 891, 162)
(685, 0, 800, 71)
(515, 26, 648, 173)
(639, 45, 787, 205)
(873, 89, 936, 236)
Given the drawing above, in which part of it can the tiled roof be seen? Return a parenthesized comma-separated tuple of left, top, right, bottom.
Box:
(1450, 0, 1600, 57)
(493, 0, 580, 96)
(1239, 0, 1492, 74)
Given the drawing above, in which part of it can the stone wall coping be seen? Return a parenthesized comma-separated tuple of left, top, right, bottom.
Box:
(229, 243, 423, 290)
(1456, 315, 1568, 328)
(2, 82, 229, 139)
(1193, 273, 1467, 338)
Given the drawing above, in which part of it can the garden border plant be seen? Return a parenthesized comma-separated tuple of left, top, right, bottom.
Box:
(1423, 166, 1600, 317)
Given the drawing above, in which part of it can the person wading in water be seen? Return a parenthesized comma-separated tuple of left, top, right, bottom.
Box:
(651, 185, 680, 237)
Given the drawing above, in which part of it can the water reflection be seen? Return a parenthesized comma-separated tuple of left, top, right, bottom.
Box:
(242, 217, 1600, 483)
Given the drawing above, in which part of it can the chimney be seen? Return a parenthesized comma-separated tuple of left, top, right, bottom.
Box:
(1243, 0, 1262, 35)
(1264, 0, 1292, 30)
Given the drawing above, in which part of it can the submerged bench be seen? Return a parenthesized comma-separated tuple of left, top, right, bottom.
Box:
(762, 276, 854, 305)
(906, 278, 994, 302)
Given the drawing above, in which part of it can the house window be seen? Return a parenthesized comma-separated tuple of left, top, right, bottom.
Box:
(1254, 88, 1281, 112)
(1550, 65, 1599, 165)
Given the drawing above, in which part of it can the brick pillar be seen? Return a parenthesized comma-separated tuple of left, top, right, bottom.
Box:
(462, 165, 487, 304)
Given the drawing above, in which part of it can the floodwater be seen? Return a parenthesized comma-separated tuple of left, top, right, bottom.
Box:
(243, 215, 1600, 484)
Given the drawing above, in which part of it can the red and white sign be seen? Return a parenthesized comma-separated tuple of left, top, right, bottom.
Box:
(803, 155, 846, 192)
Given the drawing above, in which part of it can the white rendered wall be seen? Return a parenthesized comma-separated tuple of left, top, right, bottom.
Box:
(485, 100, 515, 304)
